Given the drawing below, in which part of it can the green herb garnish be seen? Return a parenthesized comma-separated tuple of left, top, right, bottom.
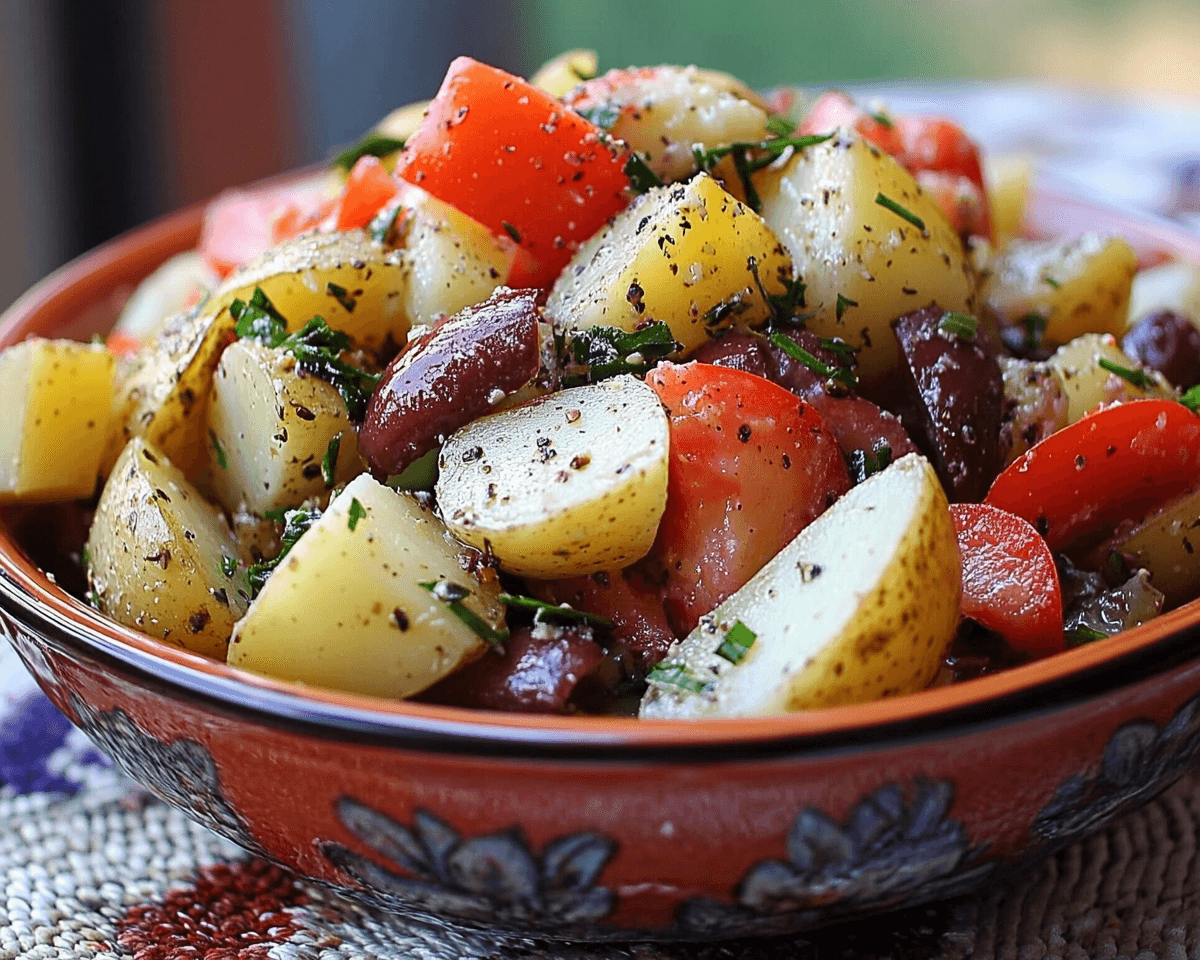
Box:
(646, 663, 715, 695)
(1043, 275, 1061, 289)
(500, 593, 614, 630)
(332, 132, 406, 171)
(327, 282, 357, 313)
(575, 102, 622, 130)
(221, 554, 238, 578)
(868, 110, 894, 129)
(715, 620, 757, 665)
(1065, 625, 1108, 648)
(939, 312, 979, 339)
(765, 116, 796, 137)
(875, 192, 926, 232)
(1099, 357, 1153, 389)
(322, 435, 341, 488)
(768, 331, 857, 390)
(369, 201, 404, 245)
(564, 321, 678, 386)
(347, 497, 366, 531)
(208, 429, 228, 470)
(247, 506, 321, 597)
(836, 294, 858, 321)
(818, 337, 857, 364)
(694, 133, 833, 212)
(1020, 312, 1048, 351)
(623, 152, 663, 193)
(231, 287, 289, 344)
(846, 442, 893, 484)
(747, 257, 807, 324)
(419, 580, 510, 644)
(1181, 385, 1200, 412)
(500, 220, 522, 244)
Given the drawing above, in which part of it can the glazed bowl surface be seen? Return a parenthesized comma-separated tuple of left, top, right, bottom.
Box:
(2, 181, 1200, 942)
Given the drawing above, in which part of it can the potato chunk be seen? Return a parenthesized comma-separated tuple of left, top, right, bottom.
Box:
(210, 229, 407, 350)
(0, 339, 114, 504)
(754, 131, 975, 388)
(436, 376, 670, 577)
(984, 233, 1137, 348)
(87, 438, 250, 660)
(228, 474, 505, 699)
(205, 339, 363, 515)
(1046, 333, 1174, 424)
(545, 172, 793, 356)
(640, 454, 961, 718)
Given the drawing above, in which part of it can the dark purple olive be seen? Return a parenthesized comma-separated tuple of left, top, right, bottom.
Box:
(1121, 310, 1200, 390)
(359, 287, 544, 477)
(891, 304, 1005, 502)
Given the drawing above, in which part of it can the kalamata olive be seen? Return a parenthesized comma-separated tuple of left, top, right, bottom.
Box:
(359, 287, 544, 477)
(1121, 310, 1200, 390)
(891, 304, 1005, 502)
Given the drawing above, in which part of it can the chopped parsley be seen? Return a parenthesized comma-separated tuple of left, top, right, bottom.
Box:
(208, 429, 228, 470)
(836, 294, 858, 321)
(574, 102, 622, 130)
(563, 321, 679, 386)
(623, 152, 663, 193)
(939, 312, 979, 339)
(499, 593, 614, 630)
(846, 443, 893, 485)
(231, 287, 289, 344)
(332, 132, 406, 171)
(346, 497, 367, 531)
(874, 192, 926, 232)
(1180, 385, 1200, 412)
(1099, 357, 1153, 390)
(221, 554, 238, 578)
(321, 435, 341, 488)
(768, 331, 857, 390)
(247, 506, 321, 597)
(715, 620, 757, 665)
(327, 282, 357, 312)
(646, 663, 715, 695)
(419, 580, 510, 644)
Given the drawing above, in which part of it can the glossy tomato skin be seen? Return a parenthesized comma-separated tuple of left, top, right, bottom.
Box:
(646, 362, 852, 635)
(334, 155, 399, 231)
(950, 503, 1064, 655)
(986, 399, 1200, 553)
(395, 57, 631, 289)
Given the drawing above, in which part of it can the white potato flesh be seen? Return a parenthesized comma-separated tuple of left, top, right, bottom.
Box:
(984, 153, 1033, 246)
(210, 230, 407, 351)
(0, 339, 114, 504)
(374, 100, 432, 144)
(544, 172, 793, 356)
(529, 49, 599, 97)
(228, 474, 505, 699)
(113, 251, 218, 342)
(984, 233, 1138, 347)
(754, 131, 975, 389)
(1127, 260, 1200, 327)
(998, 355, 1068, 465)
(400, 188, 515, 327)
(87, 437, 250, 660)
(1046, 333, 1175, 424)
(436, 376, 670, 578)
(206, 339, 363, 515)
(104, 309, 236, 479)
(640, 454, 961, 718)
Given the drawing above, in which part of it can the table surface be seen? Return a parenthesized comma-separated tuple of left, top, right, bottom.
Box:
(5, 83, 1200, 960)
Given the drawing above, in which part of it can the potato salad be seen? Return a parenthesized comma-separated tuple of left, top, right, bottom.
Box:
(5, 51, 1200, 718)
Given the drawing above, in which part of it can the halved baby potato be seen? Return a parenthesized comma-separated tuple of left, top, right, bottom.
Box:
(1046, 332, 1174, 424)
(0, 339, 114, 504)
(436, 375, 670, 577)
(640, 454, 961, 718)
(228, 473, 506, 699)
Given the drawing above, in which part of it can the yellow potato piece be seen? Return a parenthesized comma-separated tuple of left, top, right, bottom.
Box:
(0, 339, 114, 504)
(640, 454, 961, 718)
(545, 172, 793, 356)
(1046, 333, 1174, 424)
(529, 49, 598, 97)
(754, 131, 975, 389)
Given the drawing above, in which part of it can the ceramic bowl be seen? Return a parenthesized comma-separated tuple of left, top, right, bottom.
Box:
(2, 181, 1200, 943)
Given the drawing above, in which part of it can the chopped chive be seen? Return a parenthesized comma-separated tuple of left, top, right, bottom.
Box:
(868, 110, 894, 129)
(715, 620, 757, 665)
(768, 331, 857, 389)
(321, 435, 342, 488)
(836, 294, 858, 321)
(327, 282, 357, 313)
(332, 132, 406, 171)
(1043, 275, 1061, 289)
(419, 580, 510, 644)
(1099, 357, 1153, 389)
(347, 497, 367, 531)
(765, 116, 796, 137)
(369, 201, 403, 244)
(500, 221, 522, 244)
(500, 593, 614, 630)
(208, 429, 228, 470)
(875, 192, 926, 232)
(939, 312, 979, 339)
(1065, 625, 1107, 647)
(695, 133, 833, 175)
(81, 545, 92, 570)
(818, 337, 857, 364)
(646, 663, 715, 695)
(623, 152, 663, 193)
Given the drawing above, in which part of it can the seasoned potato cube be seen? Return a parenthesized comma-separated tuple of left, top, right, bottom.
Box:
(206, 339, 363, 515)
(1127, 260, 1200, 327)
(640, 454, 961, 718)
(228, 474, 505, 699)
(984, 233, 1138, 348)
(984, 153, 1033, 246)
(436, 376, 670, 577)
(754, 131, 975, 389)
(545, 172, 793, 356)
(1046, 333, 1174, 424)
(210, 229, 407, 351)
(87, 438, 250, 660)
(529, 49, 598, 97)
(0, 339, 114, 504)
(104, 309, 236, 479)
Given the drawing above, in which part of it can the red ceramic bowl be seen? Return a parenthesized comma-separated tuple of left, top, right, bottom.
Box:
(2, 180, 1200, 942)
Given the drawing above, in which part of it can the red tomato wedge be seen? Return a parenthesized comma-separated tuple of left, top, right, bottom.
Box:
(986, 399, 1200, 553)
(198, 190, 282, 278)
(799, 91, 991, 239)
(105, 331, 143, 357)
(950, 503, 1064, 655)
(334, 155, 400, 231)
(646, 362, 852, 635)
(394, 57, 632, 289)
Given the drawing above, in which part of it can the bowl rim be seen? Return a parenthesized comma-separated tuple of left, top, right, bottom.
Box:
(3, 174, 1200, 762)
